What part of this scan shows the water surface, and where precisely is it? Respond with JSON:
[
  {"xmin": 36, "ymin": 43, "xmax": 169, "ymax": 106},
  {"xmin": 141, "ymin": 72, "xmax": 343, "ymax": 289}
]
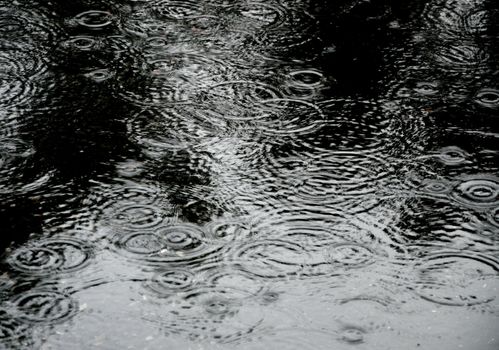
[{"xmin": 1, "ymin": 0, "xmax": 498, "ymax": 349}]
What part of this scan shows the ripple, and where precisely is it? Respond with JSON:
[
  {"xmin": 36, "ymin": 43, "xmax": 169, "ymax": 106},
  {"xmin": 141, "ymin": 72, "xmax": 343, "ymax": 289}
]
[
  {"xmin": 0, "ymin": 310, "xmax": 30, "ymax": 346},
  {"xmin": 435, "ymin": 146, "xmax": 470, "ymax": 165},
  {"xmin": 108, "ymin": 204, "xmax": 166, "ymax": 229},
  {"xmin": 60, "ymin": 36, "xmax": 100, "ymax": 51},
  {"xmin": 288, "ymin": 69, "xmax": 324, "ymax": 88},
  {"xmin": 149, "ymin": 0, "xmax": 204, "ymax": 20},
  {"xmin": 0, "ymin": 46, "xmax": 48, "ymax": 79},
  {"xmin": 339, "ymin": 325, "xmax": 365, "ymax": 344},
  {"xmin": 296, "ymin": 152, "xmax": 392, "ymax": 199},
  {"xmin": 127, "ymin": 107, "xmax": 217, "ymax": 152},
  {"xmin": 146, "ymin": 269, "xmax": 196, "ymax": 296},
  {"xmin": 204, "ymin": 218, "xmax": 253, "ymax": 242},
  {"xmin": 116, "ymin": 232, "xmax": 165, "ymax": 255},
  {"xmin": 327, "ymin": 243, "xmax": 377, "ymax": 268},
  {"xmin": 237, "ymin": 2, "xmax": 286, "ymax": 29},
  {"xmin": 199, "ymin": 80, "xmax": 283, "ymax": 110},
  {"xmin": 74, "ymin": 10, "xmax": 114, "ymax": 30},
  {"xmin": 11, "ymin": 290, "xmax": 78, "ymax": 324},
  {"xmin": 111, "ymin": 223, "xmax": 219, "ymax": 265},
  {"xmin": 434, "ymin": 44, "xmax": 488, "ymax": 70},
  {"xmin": 0, "ymin": 74, "xmax": 34, "ymax": 109},
  {"xmin": 230, "ymin": 239, "xmax": 307, "ymax": 279},
  {"xmin": 7, "ymin": 237, "xmax": 93, "ymax": 275},
  {"xmin": 159, "ymin": 224, "xmax": 207, "ymax": 254},
  {"xmin": 84, "ymin": 68, "xmax": 114, "ymax": 83},
  {"xmin": 474, "ymin": 88, "xmax": 499, "ymax": 109},
  {"xmin": 488, "ymin": 207, "xmax": 499, "ymax": 228},
  {"xmin": 421, "ymin": 178, "xmax": 454, "ymax": 196},
  {"xmin": 452, "ymin": 175, "xmax": 499, "ymax": 208},
  {"xmin": 415, "ymin": 252, "xmax": 499, "ymax": 306},
  {"xmin": 251, "ymin": 99, "xmax": 325, "ymax": 136},
  {"xmin": 0, "ymin": 7, "xmax": 61, "ymax": 44}
]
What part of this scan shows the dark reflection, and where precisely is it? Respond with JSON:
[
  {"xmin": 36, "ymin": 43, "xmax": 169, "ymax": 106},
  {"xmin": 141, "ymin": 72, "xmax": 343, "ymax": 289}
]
[{"xmin": 1, "ymin": 0, "xmax": 499, "ymax": 348}]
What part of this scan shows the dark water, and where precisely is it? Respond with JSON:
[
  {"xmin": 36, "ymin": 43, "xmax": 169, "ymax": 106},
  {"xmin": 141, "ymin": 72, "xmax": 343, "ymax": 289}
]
[{"xmin": 1, "ymin": 0, "xmax": 498, "ymax": 348}]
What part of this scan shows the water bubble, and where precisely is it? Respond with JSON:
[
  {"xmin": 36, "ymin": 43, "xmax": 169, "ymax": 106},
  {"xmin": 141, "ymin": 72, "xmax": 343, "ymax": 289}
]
[
  {"xmin": 12, "ymin": 290, "xmax": 78, "ymax": 324},
  {"xmin": 146, "ymin": 269, "xmax": 195, "ymax": 296},
  {"xmin": 474, "ymin": 89, "xmax": 499, "ymax": 108},
  {"xmin": 74, "ymin": 10, "xmax": 114, "ymax": 30},
  {"xmin": 452, "ymin": 175, "xmax": 499, "ymax": 208},
  {"xmin": 415, "ymin": 252, "xmax": 499, "ymax": 306}
]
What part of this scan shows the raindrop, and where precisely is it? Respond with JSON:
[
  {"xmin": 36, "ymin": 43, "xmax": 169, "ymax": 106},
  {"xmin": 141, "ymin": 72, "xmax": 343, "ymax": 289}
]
[
  {"xmin": 149, "ymin": 0, "xmax": 204, "ymax": 20},
  {"xmin": 436, "ymin": 146, "xmax": 470, "ymax": 165},
  {"xmin": 238, "ymin": 2, "xmax": 286, "ymax": 29}
]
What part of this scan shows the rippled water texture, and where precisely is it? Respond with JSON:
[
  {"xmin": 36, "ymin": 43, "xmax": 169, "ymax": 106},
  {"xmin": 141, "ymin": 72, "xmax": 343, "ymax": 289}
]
[{"xmin": 1, "ymin": 0, "xmax": 498, "ymax": 349}]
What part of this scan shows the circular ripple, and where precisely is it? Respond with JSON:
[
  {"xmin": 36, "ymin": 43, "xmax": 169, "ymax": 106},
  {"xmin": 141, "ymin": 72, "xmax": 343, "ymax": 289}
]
[
  {"xmin": 231, "ymin": 239, "xmax": 307, "ymax": 279},
  {"xmin": 8, "ymin": 238, "xmax": 93, "ymax": 275},
  {"xmin": 436, "ymin": 146, "xmax": 470, "ymax": 165},
  {"xmin": 109, "ymin": 204, "xmax": 165, "ymax": 229},
  {"xmin": 74, "ymin": 10, "xmax": 114, "ymax": 30},
  {"xmin": 0, "ymin": 46, "xmax": 48, "ymax": 79},
  {"xmin": 474, "ymin": 88, "xmax": 499, "ymax": 109},
  {"xmin": 0, "ymin": 74, "xmax": 34, "ymax": 109},
  {"xmin": 159, "ymin": 224, "xmax": 206, "ymax": 253},
  {"xmin": 452, "ymin": 175, "xmax": 499, "ymax": 208},
  {"xmin": 237, "ymin": 2, "xmax": 286, "ymax": 29},
  {"xmin": 421, "ymin": 179, "xmax": 453, "ymax": 196},
  {"xmin": 327, "ymin": 243, "xmax": 376, "ymax": 268},
  {"xmin": 117, "ymin": 232, "xmax": 165, "ymax": 255},
  {"xmin": 146, "ymin": 269, "xmax": 196, "ymax": 296},
  {"xmin": 296, "ymin": 152, "xmax": 392, "ymax": 199},
  {"xmin": 340, "ymin": 326, "xmax": 365, "ymax": 344},
  {"xmin": 0, "ymin": 7, "xmax": 61, "ymax": 44},
  {"xmin": 8, "ymin": 247, "xmax": 63, "ymax": 275},
  {"xmin": 12, "ymin": 290, "xmax": 78, "ymax": 324},
  {"xmin": 199, "ymin": 80, "xmax": 283, "ymax": 110},
  {"xmin": 288, "ymin": 69, "xmax": 324, "ymax": 88},
  {"xmin": 149, "ymin": 0, "xmax": 204, "ymax": 20},
  {"xmin": 60, "ymin": 36, "xmax": 100, "ymax": 51},
  {"xmin": 251, "ymin": 99, "xmax": 325, "ymax": 135},
  {"xmin": 488, "ymin": 207, "xmax": 499, "ymax": 228},
  {"xmin": 0, "ymin": 310, "xmax": 29, "ymax": 345},
  {"xmin": 84, "ymin": 69, "xmax": 114, "ymax": 83},
  {"xmin": 416, "ymin": 252, "xmax": 499, "ymax": 306}
]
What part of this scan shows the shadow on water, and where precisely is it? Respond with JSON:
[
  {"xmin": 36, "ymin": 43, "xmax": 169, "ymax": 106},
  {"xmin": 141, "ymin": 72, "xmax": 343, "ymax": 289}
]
[{"xmin": 1, "ymin": 0, "xmax": 499, "ymax": 349}]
